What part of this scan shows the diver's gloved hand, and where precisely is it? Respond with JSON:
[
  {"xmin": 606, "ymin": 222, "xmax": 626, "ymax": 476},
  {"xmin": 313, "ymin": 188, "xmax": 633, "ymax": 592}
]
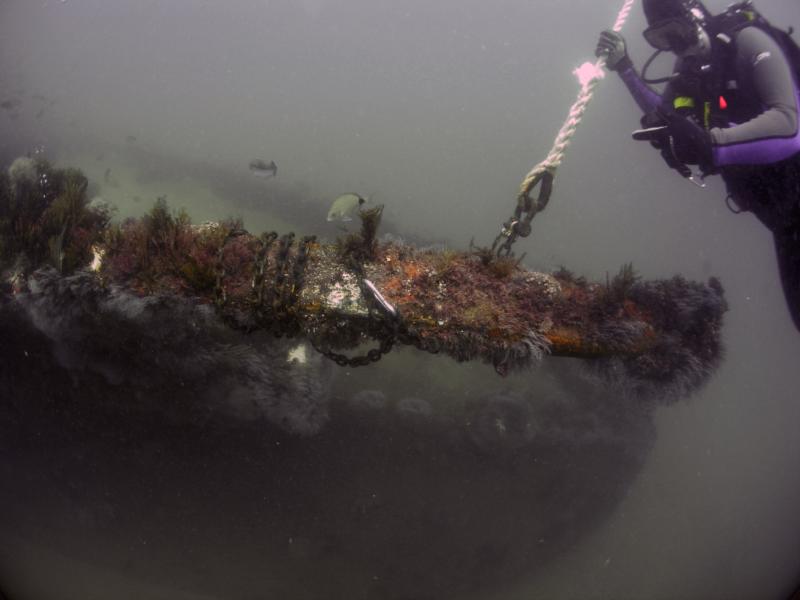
[
  {"xmin": 658, "ymin": 108, "xmax": 714, "ymax": 172},
  {"xmin": 595, "ymin": 30, "xmax": 632, "ymax": 72}
]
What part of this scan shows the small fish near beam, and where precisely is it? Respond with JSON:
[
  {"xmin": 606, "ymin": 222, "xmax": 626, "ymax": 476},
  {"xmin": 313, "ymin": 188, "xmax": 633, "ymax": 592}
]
[{"xmin": 249, "ymin": 159, "xmax": 278, "ymax": 179}]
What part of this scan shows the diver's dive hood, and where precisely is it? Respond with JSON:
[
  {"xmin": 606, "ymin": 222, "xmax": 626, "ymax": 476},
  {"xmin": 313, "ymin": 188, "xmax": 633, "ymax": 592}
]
[
  {"xmin": 642, "ymin": 0, "xmax": 712, "ymax": 27},
  {"xmin": 642, "ymin": 0, "xmax": 714, "ymax": 57},
  {"xmin": 640, "ymin": 0, "xmax": 715, "ymax": 82}
]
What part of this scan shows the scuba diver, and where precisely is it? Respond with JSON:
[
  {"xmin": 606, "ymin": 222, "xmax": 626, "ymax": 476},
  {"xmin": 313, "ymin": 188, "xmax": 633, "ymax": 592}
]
[{"xmin": 595, "ymin": 0, "xmax": 800, "ymax": 330}]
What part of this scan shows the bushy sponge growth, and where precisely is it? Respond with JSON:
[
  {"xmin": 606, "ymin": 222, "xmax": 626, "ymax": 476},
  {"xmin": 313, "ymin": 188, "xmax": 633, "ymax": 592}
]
[{"xmin": 0, "ymin": 158, "xmax": 110, "ymax": 273}]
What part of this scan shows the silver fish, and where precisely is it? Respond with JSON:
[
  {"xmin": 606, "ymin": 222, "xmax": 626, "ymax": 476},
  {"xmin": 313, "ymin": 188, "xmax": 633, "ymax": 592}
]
[
  {"xmin": 249, "ymin": 159, "xmax": 277, "ymax": 178},
  {"xmin": 327, "ymin": 193, "xmax": 366, "ymax": 222}
]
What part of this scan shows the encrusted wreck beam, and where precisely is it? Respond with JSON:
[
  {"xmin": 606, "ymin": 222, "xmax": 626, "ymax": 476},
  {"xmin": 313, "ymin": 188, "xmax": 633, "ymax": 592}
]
[
  {"xmin": 1, "ymin": 157, "xmax": 727, "ymax": 391},
  {"xmin": 90, "ymin": 218, "xmax": 726, "ymax": 373}
]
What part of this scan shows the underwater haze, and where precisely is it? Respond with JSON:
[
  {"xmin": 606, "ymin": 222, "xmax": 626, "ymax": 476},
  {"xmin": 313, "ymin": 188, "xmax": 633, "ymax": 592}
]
[{"xmin": 1, "ymin": 0, "xmax": 800, "ymax": 599}]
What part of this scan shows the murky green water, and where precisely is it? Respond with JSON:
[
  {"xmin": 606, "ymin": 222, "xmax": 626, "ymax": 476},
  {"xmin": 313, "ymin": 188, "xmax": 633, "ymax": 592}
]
[{"xmin": 2, "ymin": 1, "xmax": 800, "ymax": 598}]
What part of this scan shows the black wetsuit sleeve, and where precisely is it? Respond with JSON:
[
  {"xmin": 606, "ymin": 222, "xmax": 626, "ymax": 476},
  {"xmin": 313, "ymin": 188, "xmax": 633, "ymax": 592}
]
[{"xmin": 711, "ymin": 26, "xmax": 800, "ymax": 165}]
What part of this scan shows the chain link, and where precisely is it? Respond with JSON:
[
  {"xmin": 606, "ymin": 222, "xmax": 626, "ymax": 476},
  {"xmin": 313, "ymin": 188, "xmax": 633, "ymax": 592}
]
[
  {"xmin": 214, "ymin": 224, "xmax": 402, "ymax": 368},
  {"xmin": 213, "ymin": 225, "xmax": 248, "ymax": 310},
  {"xmin": 311, "ymin": 267, "xmax": 401, "ymax": 367},
  {"xmin": 311, "ymin": 328, "xmax": 395, "ymax": 367},
  {"xmin": 492, "ymin": 169, "xmax": 554, "ymax": 257},
  {"xmin": 490, "ymin": 0, "xmax": 636, "ymax": 258}
]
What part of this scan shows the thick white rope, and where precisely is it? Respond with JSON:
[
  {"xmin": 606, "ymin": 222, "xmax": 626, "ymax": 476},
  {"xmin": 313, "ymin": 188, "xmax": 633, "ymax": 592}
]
[{"xmin": 518, "ymin": 0, "xmax": 637, "ymax": 199}]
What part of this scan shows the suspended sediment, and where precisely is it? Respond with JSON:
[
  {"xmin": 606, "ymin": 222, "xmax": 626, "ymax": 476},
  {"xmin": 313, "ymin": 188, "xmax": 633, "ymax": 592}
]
[{"xmin": 1, "ymin": 157, "xmax": 727, "ymax": 399}]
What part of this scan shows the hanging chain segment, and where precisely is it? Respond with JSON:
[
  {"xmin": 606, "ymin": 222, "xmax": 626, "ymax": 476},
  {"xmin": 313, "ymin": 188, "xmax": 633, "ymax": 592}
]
[
  {"xmin": 492, "ymin": 169, "xmax": 554, "ymax": 257},
  {"xmin": 493, "ymin": 0, "xmax": 636, "ymax": 257}
]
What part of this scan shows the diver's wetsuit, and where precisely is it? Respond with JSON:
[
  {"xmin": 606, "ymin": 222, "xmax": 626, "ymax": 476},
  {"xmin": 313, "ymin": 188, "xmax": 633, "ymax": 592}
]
[{"xmin": 619, "ymin": 26, "xmax": 800, "ymax": 330}]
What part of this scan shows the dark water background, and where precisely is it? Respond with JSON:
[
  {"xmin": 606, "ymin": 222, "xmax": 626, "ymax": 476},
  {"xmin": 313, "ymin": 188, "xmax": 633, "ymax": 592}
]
[{"xmin": 1, "ymin": 0, "xmax": 799, "ymax": 598}]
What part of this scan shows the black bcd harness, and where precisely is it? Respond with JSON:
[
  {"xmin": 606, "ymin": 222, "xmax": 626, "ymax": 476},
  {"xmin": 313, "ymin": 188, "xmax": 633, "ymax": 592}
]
[
  {"xmin": 645, "ymin": 1, "xmax": 799, "ymax": 123},
  {"xmin": 636, "ymin": 1, "xmax": 800, "ymax": 187}
]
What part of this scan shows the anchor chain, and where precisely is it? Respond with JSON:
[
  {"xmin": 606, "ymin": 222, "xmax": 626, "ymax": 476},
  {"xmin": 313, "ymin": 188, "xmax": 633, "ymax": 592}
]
[
  {"xmin": 254, "ymin": 232, "xmax": 317, "ymax": 337},
  {"xmin": 213, "ymin": 225, "xmax": 249, "ymax": 330},
  {"xmin": 311, "ymin": 323, "xmax": 397, "ymax": 368},
  {"xmin": 492, "ymin": 0, "xmax": 636, "ymax": 257},
  {"xmin": 213, "ymin": 223, "xmax": 399, "ymax": 367},
  {"xmin": 310, "ymin": 254, "xmax": 401, "ymax": 368},
  {"xmin": 492, "ymin": 169, "xmax": 554, "ymax": 257},
  {"xmin": 215, "ymin": 227, "xmax": 317, "ymax": 336}
]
